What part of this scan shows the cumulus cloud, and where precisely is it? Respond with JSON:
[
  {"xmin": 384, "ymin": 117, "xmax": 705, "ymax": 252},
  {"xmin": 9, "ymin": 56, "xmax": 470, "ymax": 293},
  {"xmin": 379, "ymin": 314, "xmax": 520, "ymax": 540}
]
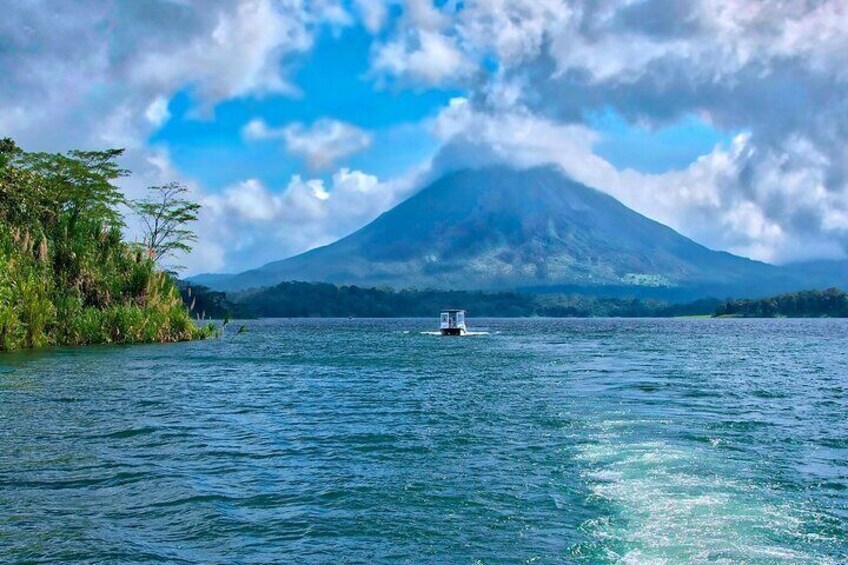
[
  {"xmin": 430, "ymin": 97, "xmax": 848, "ymax": 264},
  {"xmin": 373, "ymin": 30, "xmax": 473, "ymax": 86},
  {"xmin": 130, "ymin": 0, "xmax": 317, "ymax": 108},
  {"xmin": 243, "ymin": 118, "xmax": 372, "ymax": 170},
  {"xmin": 369, "ymin": 0, "xmax": 473, "ymax": 86},
  {"xmin": 355, "ymin": 0, "xmax": 390, "ymax": 33},
  {"xmin": 0, "ymin": 0, "xmax": 350, "ymax": 152},
  {"xmin": 363, "ymin": 0, "xmax": 848, "ymax": 264},
  {"xmin": 189, "ymin": 167, "xmax": 420, "ymax": 273},
  {"xmin": 241, "ymin": 119, "xmax": 278, "ymax": 141},
  {"xmin": 144, "ymin": 97, "xmax": 171, "ymax": 128},
  {"xmin": 282, "ymin": 119, "xmax": 372, "ymax": 170}
]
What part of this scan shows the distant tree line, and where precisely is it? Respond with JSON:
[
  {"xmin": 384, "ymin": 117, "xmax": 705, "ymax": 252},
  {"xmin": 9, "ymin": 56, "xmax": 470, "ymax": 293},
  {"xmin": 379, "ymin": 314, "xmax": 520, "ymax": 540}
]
[
  {"xmin": 182, "ymin": 281, "xmax": 848, "ymax": 320},
  {"xmin": 714, "ymin": 287, "xmax": 848, "ymax": 318},
  {"xmin": 181, "ymin": 281, "xmax": 722, "ymax": 319},
  {"xmin": 177, "ymin": 282, "xmax": 239, "ymax": 320}
]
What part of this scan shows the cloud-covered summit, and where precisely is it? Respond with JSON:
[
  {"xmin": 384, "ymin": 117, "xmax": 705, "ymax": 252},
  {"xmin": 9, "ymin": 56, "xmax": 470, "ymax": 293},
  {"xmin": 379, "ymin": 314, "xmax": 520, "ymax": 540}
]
[
  {"xmin": 1, "ymin": 0, "xmax": 846, "ymax": 272},
  {"xmin": 410, "ymin": 0, "xmax": 848, "ymax": 263}
]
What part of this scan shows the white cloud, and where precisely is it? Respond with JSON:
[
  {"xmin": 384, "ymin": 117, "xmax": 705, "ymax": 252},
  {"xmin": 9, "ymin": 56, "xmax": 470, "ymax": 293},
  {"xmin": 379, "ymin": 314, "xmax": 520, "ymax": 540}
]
[
  {"xmin": 0, "ymin": 1, "xmax": 352, "ymax": 153},
  {"xmin": 188, "ymin": 166, "xmax": 420, "ymax": 274},
  {"xmin": 283, "ymin": 119, "xmax": 373, "ymax": 170},
  {"xmin": 374, "ymin": 30, "xmax": 472, "ymax": 86},
  {"xmin": 454, "ymin": 0, "xmax": 573, "ymax": 65},
  {"xmin": 429, "ymin": 98, "xmax": 848, "ymax": 265},
  {"xmin": 369, "ymin": 0, "xmax": 472, "ymax": 86},
  {"xmin": 130, "ymin": 0, "xmax": 353, "ymax": 110},
  {"xmin": 430, "ymin": 97, "xmax": 603, "ymax": 180},
  {"xmin": 354, "ymin": 0, "xmax": 389, "ymax": 33},
  {"xmin": 243, "ymin": 118, "xmax": 372, "ymax": 169},
  {"xmin": 404, "ymin": 0, "xmax": 447, "ymax": 30},
  {"xmin": 222, "ymin": 179, "xmax": 284, "ymax": 222},
  {"xmin": 144, "ymin": 96, "xmax": 171, "ymax": 128},
  {"xmin": 241, "ymin": 118, "xmax": 280, "ymax": 141}
]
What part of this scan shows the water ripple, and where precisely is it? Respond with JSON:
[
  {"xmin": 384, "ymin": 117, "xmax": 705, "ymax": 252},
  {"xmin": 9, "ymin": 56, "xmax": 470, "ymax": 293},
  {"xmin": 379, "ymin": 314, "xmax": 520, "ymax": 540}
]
[{"xmin": 0, "ymin": 318, "xmax": 846, "ymax": 563}]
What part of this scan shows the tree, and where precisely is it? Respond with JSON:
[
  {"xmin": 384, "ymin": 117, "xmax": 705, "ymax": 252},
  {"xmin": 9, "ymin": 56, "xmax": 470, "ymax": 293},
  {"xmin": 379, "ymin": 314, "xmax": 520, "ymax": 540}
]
[
  {"xmin": 133, "ymin": 182, "xmax": 200, "ymax": 271},
  {"xmin": 0, "ymin": 138, "xmax": 45, "ymax": 227},
  {"xmin": 19, "ymin": 148, "xmax": 128, "ymax": 230},
  {"xmin": 0, "ymin": 137, "xmax": 19, "ymax": 168}
]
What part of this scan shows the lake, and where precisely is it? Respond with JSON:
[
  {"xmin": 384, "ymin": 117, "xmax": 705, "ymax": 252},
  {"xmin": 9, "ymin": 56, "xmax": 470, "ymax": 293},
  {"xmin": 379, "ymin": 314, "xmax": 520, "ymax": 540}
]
[{"xmin": 1, "ymin": 318, "xmax": 846, "ymax": 563}]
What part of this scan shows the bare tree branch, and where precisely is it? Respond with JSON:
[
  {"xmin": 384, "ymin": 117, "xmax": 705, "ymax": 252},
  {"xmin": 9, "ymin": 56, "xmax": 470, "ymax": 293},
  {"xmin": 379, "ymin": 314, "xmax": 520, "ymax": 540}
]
[{"xmin": 132, "ymin": 182, "xmax": 200, "ymax": 272}]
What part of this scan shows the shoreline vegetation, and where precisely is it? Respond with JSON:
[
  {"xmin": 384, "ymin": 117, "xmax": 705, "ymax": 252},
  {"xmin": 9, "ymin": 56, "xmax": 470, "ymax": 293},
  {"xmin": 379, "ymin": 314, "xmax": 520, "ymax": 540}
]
[
  {"xmin": 185, "ymin": 280, "xmax": 848, "ymax": 320},
  {"xmin": 0, "ymin": 138, "xmax": 214, "ymax": 352},
  {"xmin": 713, "ymin": 287, "xmax": 848, "ymax": 318}
]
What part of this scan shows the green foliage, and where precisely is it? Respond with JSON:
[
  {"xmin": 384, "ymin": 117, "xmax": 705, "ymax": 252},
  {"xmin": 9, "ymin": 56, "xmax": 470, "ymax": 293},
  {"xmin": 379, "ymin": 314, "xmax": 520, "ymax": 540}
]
[
  {"xmin": 229, "ymin": 281, "xmax": 721, "ymax": 318},
  {"xmin": 14, "ymin": 146, "xmax": 128, "ymax": 230},
  {"xmin": 177, "ymin": 283, "xmax": 246, "ymax": 320},
  {"xmin": 0, "ymin": 137, "xmax": 207, "ymax": 352},
  {"xmin": 714, "ymin": 288, "xmax": 848, "ymax": 318},
  {"xmin": 133, "ymin": 182, "xmax": 200, "ymax": 271}
]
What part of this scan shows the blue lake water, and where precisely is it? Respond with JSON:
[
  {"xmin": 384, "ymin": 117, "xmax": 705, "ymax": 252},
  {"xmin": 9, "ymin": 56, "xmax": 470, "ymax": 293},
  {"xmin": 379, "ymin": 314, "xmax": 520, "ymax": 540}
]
[{"xmin": 1, "ymin": 318, "xmax": 846, "ymax": 563}]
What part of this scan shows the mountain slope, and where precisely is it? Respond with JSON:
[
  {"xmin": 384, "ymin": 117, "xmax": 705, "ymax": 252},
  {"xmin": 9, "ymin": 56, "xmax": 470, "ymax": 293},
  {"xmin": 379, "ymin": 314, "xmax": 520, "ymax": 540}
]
[{"xmin": 193, "ymin": 166, "xmax": 814, "ymax": 296}]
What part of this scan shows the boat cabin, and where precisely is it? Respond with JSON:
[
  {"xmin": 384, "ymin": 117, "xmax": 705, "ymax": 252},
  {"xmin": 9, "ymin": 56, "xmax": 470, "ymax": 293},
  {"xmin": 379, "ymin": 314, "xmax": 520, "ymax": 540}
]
[{"xmin": 440, "ymin": 309, "xmax": 467, "ymax": 336}]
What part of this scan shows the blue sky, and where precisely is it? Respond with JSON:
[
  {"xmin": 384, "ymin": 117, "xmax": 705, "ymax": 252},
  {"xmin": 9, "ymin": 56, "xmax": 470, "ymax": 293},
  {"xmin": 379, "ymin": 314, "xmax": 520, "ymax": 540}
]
[
  {"xmin": 151, "ymin": 24, "xmax": 458, "ymax": 190},
  {"xmin": 149, "ymin": 22, "xmax": 731, "ymax": 192},
  {"xmin": 587, "ymin": 111, "xmax": 733, "ymax": 174},
  {"xmin": 2, "ymin": 1, "xmax": 845, "ymax": 273}
]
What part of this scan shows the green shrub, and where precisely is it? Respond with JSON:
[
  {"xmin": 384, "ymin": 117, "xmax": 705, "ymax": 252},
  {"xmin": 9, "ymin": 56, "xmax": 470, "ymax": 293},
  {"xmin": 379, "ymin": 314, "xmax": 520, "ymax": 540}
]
[{"xmin": 0, "ymin": 138, "xmax": 207, "ymax": 352}]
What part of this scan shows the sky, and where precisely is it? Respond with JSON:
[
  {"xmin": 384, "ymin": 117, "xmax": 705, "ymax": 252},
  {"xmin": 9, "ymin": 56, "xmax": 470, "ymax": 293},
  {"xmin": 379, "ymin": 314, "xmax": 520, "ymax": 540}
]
[{"xmin": 1, "ymin": 0, "xmax": 847, "ymax": 274}]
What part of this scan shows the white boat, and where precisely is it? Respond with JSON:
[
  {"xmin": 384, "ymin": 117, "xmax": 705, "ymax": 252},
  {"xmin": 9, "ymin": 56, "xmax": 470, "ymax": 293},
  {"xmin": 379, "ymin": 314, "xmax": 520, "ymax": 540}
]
[{"xmin": 440, "ymin": 309, "xmax": 467, "ymax": 336}]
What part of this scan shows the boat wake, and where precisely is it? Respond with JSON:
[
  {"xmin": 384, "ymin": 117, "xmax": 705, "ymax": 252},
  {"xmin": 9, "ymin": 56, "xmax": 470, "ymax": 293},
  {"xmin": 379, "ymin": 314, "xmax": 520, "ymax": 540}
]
[
  {"xmin": 572, "ymin": 419, "xmax": 839, "ymax": 564},
  {"xmin": 418, "ymin": 331, "xmax": 490, "ymax": 336}
]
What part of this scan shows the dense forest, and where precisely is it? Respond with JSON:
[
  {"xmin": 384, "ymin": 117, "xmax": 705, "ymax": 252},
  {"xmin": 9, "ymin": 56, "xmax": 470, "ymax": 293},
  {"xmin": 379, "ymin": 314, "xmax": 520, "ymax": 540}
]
[
  {"xmin": 0, "ymin": 138, "xmax": 212, "ymax": 351},
  {"xmin": 714, "ymin": 287, "xmax": 848, "ymax": 317},
  {"xmin": 185, "ymin": 281, "xmax": 721, "ymax": 318},
  {"xmin": 185, "ymin": 280, "xmax": 848, "ymax": 319}
]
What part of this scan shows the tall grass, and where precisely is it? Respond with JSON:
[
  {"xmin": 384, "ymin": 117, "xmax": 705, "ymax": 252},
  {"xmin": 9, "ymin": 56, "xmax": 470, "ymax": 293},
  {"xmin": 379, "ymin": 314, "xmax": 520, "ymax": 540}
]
[
  {"xmin": 0, "ymin": 223, "xmax": 212, "ymax": 351},
  {"xmin": 0, "ymin": 139, "xmax": 212, "ymax": 352}
]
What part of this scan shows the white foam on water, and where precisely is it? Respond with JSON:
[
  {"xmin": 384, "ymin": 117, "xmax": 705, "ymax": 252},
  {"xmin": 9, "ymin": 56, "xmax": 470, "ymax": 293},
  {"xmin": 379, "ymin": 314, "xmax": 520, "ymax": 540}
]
[
  {"xmin": 418, "ymin": 331, "xmax": 490, "ymax": 336},
  {"xmin": 574, "ymin": 424, "xmax": 836, "ymax": 564}
]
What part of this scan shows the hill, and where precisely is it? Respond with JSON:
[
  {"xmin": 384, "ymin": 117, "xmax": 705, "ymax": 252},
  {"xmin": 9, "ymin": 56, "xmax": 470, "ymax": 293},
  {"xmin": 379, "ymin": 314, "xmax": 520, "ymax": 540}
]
[{"xmin": 194, "ymin": 166, "xmax": 822, "ymax": 298}]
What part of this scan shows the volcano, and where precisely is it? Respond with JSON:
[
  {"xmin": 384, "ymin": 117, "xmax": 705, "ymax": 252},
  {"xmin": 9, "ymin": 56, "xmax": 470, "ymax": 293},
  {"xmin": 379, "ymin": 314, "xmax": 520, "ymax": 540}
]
[{"xmin": 194, "ymin": 166, "xmax": 820, "ymax": 298}]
